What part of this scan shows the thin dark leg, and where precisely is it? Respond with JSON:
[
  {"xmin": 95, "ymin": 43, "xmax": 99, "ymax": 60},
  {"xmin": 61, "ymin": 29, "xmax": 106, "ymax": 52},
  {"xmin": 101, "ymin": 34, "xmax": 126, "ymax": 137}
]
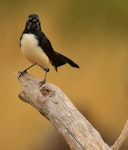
[
  {"xmin": 18, "ymin": 63, "xmax": 36, "ymax": 78},
  {"xmin": 39, "ymin": 68, "xmax": 49, "ymax": 86},
  {"xmin": 24, "ymin": 63, "xmax": 36, "ymax": 72}
]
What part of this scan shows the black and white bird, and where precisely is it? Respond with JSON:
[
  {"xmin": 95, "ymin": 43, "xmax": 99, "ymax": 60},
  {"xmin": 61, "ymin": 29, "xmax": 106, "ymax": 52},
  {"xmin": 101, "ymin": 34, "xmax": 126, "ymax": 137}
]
[{"xmin": 20, "ymin": 14, "xmax": 79, "ymax": 84}]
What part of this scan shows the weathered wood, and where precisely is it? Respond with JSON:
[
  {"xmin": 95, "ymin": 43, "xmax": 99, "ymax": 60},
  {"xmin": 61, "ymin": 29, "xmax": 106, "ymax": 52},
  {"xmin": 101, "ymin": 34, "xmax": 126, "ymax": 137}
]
[
  {"xmin": 111, "ymin": 119, "xmax": 128, "ymax": 150},
  {"xmin": 18, "ymin": 73, "xmax": 112, "ymax": 150}
]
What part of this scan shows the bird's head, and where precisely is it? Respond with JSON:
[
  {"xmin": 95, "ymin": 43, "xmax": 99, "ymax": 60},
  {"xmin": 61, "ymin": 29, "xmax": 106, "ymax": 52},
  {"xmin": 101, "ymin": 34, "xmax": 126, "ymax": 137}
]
[{"xmin": 26, "ymin": 14, "xmax": 41, "ymax": 31}]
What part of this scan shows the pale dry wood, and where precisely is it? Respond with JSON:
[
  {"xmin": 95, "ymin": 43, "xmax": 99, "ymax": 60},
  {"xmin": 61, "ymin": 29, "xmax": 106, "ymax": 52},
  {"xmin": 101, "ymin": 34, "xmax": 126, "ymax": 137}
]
[
  {"xmin": 111, "ymin": 119, "xmax": 128, "ymax": 150},
  {"xmin": 18, "ymin": 73, "xmax": 112, "ymax": 150}
]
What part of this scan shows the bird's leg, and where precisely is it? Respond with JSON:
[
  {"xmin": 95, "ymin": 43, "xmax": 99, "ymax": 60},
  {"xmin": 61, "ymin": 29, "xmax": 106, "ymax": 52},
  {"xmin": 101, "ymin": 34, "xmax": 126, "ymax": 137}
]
[
  {"xmin": 44, "ymin": 68, "xmax": 49, "ymax": 82},
  {"xmin": 39, "ymin": 68, "xmax": 49, "ymax": 86},
  {"xmin": 18, "ymin": 63, "xmax": 36, "ymax": 78}
]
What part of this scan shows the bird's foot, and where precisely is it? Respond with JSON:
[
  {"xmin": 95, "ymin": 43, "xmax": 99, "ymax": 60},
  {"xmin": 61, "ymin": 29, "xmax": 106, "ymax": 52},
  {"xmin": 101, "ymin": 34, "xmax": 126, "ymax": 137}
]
[
  {"xmin": 39, "ymin": 80, "xmax": 46, "ymax": 87},
  {"xmin": 39, "ymin": 67, "xmax": 49, "ymax": 87},
  {"xmin": 18, "ymin": 70, "xmax": 27, "ymax": 78}
]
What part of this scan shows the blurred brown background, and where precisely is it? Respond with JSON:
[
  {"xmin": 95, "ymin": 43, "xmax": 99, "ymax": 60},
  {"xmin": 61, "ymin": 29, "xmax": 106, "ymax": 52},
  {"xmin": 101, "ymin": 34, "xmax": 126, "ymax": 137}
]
[{"xmin": 1, "ymin": 0, "xmax": 128, "ymax": 150}]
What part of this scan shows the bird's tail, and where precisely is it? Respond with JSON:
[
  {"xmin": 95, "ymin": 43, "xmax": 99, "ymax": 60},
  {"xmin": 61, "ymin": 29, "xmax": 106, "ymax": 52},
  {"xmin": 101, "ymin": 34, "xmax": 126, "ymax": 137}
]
[{"xmin": 51, "ymin": 52, "xmax": 79, "ymax": 71}]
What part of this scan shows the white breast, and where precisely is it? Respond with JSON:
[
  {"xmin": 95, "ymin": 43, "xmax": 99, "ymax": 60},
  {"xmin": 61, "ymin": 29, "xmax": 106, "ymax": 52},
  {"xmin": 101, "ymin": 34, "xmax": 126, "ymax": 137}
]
[{"xmin": 20, "ymin": 33, "xmax": 49, "ymax": 69}]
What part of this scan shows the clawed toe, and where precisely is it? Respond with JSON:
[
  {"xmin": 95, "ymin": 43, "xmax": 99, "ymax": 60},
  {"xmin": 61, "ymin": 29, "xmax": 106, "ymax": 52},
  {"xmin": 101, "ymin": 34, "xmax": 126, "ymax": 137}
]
[
  {"xmin": 18, "ymin": 70, "xmax": 27, "ymax": 78},
  {"xmin": 39, "ymin": 80, "xmax": 46, "ymax": 87}
]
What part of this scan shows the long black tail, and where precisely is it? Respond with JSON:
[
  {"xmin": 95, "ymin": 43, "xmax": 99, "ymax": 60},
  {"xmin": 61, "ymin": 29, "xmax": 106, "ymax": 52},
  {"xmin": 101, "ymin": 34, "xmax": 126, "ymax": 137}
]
[{"xmin": 51, "ymin": 52, "xmax": 79, "ymax": 71}]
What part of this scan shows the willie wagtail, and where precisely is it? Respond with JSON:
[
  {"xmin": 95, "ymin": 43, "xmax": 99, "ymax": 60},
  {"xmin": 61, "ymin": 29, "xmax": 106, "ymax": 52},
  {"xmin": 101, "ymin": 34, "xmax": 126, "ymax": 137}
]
[{"xmin": 20, "ymin": 14, "xmax": 79, "ymax": 84}]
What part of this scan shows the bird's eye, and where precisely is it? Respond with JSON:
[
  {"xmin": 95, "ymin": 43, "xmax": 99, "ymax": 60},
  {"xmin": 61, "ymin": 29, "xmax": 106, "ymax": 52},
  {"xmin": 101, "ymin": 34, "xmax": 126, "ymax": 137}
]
[{"xmin": 29, "ymin": 17, "xmax": 32, "ymax": 21}]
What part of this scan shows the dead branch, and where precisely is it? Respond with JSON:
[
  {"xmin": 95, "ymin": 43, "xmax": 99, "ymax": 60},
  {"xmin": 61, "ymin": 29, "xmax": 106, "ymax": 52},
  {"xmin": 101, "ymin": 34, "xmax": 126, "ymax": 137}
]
[
  {"xmin": 17, "ymin": 73, "xmax": 127, "ymax": 150},
  {"xmin": 111, "ymin": 119, "xmax": 128, "ymax": 150}
]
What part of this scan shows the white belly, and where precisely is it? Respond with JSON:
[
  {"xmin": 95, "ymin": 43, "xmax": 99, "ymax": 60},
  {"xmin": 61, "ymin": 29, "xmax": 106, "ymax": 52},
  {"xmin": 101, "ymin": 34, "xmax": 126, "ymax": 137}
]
[{"xmin": 20, "ymin": 33, "xmax": 49, "ymax": 69}]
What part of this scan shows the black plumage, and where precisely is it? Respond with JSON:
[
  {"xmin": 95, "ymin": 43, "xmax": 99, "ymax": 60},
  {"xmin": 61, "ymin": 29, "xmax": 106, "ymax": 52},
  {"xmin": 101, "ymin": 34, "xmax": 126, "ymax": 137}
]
[{"xmin": 20, "ymin": 14, "xmax": 79, "ymax": 83}]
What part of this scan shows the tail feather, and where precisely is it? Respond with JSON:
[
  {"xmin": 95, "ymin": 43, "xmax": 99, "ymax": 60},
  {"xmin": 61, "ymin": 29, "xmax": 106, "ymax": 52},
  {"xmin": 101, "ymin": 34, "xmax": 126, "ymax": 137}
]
[{"xmin": 51, "ymin": 52, "xmax": 79, "ymax": 71}]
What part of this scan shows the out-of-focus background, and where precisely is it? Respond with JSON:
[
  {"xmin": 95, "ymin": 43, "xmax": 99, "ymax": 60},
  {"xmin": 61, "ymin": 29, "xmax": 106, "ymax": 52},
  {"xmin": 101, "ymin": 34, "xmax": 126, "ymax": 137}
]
[{"xmin": 1, "ymin": 1, "xmax": 128, "ymax": 149}]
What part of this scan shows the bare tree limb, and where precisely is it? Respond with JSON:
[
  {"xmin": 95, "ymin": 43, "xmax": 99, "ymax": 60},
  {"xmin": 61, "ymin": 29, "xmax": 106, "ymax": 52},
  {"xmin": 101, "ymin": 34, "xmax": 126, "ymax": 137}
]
[
  {"xmin": 17, "ymin": 72, "xmax": 126, "ymax": 150},
  {"xmin": 111, "ymin": 119, "xmax": 128, "ymax": 150}
]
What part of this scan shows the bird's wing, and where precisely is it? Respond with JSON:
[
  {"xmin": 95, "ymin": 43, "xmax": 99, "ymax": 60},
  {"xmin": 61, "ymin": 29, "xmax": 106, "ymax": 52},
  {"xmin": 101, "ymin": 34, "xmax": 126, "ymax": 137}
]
[
  {"xmin": 39, "ymin": 33, "xmax": 55, "ymax": 55},
  {"xmin": 39, "ymin": 33, "xmax": 66, "ymax": 71},
  {"xmin": 39, "ymin": 32, "xmax": 79, "ymax": 71}
]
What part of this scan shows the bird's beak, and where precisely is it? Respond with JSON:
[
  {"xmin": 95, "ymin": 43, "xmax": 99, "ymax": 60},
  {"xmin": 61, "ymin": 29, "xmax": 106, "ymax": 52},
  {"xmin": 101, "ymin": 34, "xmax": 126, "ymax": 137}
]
[{"xmin": 31, "ymin": 20, "xmax": 38, "ymax": 29}]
